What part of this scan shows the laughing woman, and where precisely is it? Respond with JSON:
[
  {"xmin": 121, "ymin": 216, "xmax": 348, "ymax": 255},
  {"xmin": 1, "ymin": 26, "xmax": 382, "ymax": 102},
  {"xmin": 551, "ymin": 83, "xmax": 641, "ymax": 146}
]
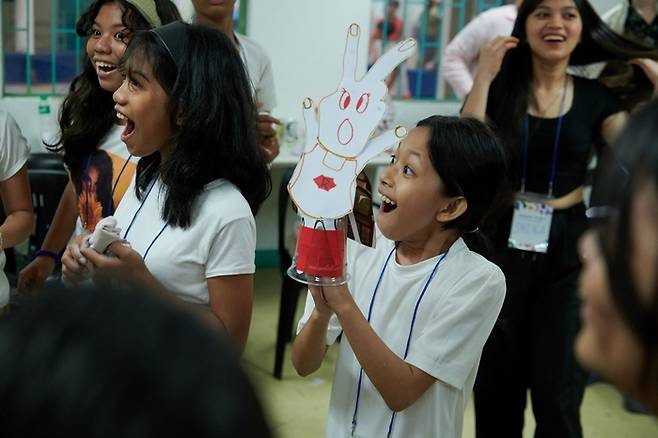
[
  {"xmin": 17, "ymin": 0, "xmax": 180, "ymax": 292},
  {"xmin": 62, "ymin": 22, "xmax": 271, "ymax": 353},
  {"xmin": 461, "ymin": 0, "xmax": 657, "ymax": 436}
]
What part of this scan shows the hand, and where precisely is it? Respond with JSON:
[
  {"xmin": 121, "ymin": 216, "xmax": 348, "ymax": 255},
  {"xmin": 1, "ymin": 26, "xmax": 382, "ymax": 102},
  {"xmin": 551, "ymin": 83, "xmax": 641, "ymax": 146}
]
[
  {"xmin": 61, "ymin": 242, "xmax": 92, "ymax": 284},
  {"xmin": 17, "ymin": 256, "xmax": 56, "ymax": 291},
  {"xmin": 256, "ymin": 102, "xmax": 282, "ymax": 163},
  {"xmin": 310, "ymin": 283, "xmax": 355, "ymax": 316},
  {"xmin": 81, "ymin": 241, "xmax": 149, "ymax": 284},
  {"xmin": 261, "ymin": 133, "xmax": 280, "ymax": 163},
  {"xmin": 629, "ymin": 58, "xmax": 658, "ymax": 96},
  {"xmin": 475, "ymin": 36, "xmax": 519, "ymax": 84},
  {"xmin": 308, "ymin": 284, "xmax": 335, "ymax": 318}
]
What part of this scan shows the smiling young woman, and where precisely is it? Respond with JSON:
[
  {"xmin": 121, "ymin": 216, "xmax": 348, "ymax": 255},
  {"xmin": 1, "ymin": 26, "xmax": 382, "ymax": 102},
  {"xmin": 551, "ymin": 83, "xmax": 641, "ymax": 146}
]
[
  {"xmin": 461, "ymin": 0, "xmax": 658, "ymax": 436},
  {"xmin": 17, "ymin": 0, "xmax": 180, "ymax": 293},
  {"xmin": 62, "ymin": 22, "xmax": 271, "ymax": 354}
]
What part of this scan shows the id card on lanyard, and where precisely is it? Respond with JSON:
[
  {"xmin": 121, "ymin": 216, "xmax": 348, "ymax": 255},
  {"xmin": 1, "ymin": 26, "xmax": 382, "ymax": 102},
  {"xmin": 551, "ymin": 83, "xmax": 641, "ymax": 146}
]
[
  {"xmin": 509, "ymin": 192, "xmax": 554, "ymax": 253},
  {"xmin": 508, "ymin": 78, "xmax": 567, "ymax": 254}
]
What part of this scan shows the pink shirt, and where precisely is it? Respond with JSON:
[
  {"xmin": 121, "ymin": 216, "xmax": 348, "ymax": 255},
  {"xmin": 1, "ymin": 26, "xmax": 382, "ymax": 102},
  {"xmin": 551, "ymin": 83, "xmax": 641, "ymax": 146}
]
[{"xmin": 441, "ymin": 5, "xmax": 517, "ymax": 99}]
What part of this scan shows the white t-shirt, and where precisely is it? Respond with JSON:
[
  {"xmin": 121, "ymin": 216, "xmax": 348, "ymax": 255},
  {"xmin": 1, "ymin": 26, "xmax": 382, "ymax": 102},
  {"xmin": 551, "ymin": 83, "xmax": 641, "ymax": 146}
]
[
  {"xmin": 235, "ymin": 32, "xmax": 277, "ymax": 112},
  {"xmin": 297, "ymin": 233, "xmax": 506, "ymax": 438},
  {"xmin": 0, "ymin": 111, "xmax": 30, "ymax": 307},
  {"xmin": 113, "ymin": 177, "xmax": 256, "ymax": 305}
]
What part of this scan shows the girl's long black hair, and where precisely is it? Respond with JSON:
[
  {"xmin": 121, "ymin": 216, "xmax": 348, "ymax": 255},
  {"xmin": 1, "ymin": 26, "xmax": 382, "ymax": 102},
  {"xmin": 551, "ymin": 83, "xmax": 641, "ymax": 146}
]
[
  {"xmin": 49, "ymin": 0, "xmax": 180, "ymax": 186},
  {"xmin": 121, "ymin": 24, "xmax": 271, "ymax": 228},
  {"xmin": 417, "ymin": 116, "xmax": 507, "ymax": 260},
  {"xmin": 487, "ymin": 0, "xmax": 658, "ymax": 151}
]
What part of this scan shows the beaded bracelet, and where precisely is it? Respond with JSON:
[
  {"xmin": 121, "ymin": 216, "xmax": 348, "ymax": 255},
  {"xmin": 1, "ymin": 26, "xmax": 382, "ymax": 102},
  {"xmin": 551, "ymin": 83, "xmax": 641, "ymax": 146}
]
[{"xmin": 35, "ymin": 249, "xmax": 60, "ymax": 264}]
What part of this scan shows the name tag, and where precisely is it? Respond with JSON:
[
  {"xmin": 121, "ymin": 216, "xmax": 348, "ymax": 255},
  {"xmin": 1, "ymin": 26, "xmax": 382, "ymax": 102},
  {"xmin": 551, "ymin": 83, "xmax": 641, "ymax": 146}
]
[{"xmin": 508, "ymin": 198, "xmax": 553, "ymax": 253}]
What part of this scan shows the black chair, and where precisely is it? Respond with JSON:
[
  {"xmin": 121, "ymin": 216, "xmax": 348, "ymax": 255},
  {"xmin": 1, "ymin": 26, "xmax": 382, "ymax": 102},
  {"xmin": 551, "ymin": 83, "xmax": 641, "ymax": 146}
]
[
  {"xmin": 26, "ymin": 154, "xmax": 69, "ymax": 258},
  {"xmin": 273, "ymin": 167, "xmax": 306, "ymax": 379},
  {"xmin": 27, "ymin": 153, "xmax": 68, "ymax": 172}
]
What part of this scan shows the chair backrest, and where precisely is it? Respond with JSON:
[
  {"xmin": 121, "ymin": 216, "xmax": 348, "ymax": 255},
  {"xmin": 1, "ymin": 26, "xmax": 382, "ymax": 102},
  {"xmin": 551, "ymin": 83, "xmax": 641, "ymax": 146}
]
[
  {"xmin": 26, "ymin": 155, "xmax": 69, "ymax": 254},
  {"xmin": 27, "ymin": 153, "xmax": 67, "ymax": 172}
]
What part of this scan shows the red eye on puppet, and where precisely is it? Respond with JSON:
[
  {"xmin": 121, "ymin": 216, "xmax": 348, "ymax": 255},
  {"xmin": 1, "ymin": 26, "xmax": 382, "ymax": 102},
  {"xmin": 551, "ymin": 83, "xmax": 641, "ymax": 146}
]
[
  {"xmin": 339, "ymin": 89, "xmax": 351, "ymax": 110},
  {"xmin": 356, "ymin": 93, "xmax": 370, "ymax": 113}
]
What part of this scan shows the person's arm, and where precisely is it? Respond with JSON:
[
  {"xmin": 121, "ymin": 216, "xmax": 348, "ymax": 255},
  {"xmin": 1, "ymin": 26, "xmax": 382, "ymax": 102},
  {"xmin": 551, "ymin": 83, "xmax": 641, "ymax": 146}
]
[
  {"xmin": 256, "ymin": 107, "xmax": 281, "ymax": 163},
  {"xmin": 321, "ymin": 283, "xmax": 436, "ymax": 412},
  {"xmin": 207, "ymin": 274, "xmax": 253, "ymax": 353},
  {"xmin": 601, "ymin": 111, "xmax": 628, "ymax": 146},
  {"xmin": 18, "ymin": 181, "xmax": 78, "ymax": 290},
  {"xmin": 442, "ymin": 42, "xmax": 475, "ymax": 100},
  {"xmin": 291, "ymin": 288, "xmax": 334, "ymax": 376},
  {"xmin": 369, "ymin": 24, "xmax": 381, "ymax": 63},
  {"xmin": 442, "ymin": 14, "xmax": 493, "ymax": 100},
  {"xmin": 0, "ymin": 164, "xmax": 33, "ymax": 249},
  {"xmin": 629, "ymin": 58, "xmax": 658, "ymax": 98},
  {"xmin": 0, "ymin": 113, "xmax": 33, "ymax": 251},
  {"xmin": 62, "ymin": 239, "xmax": 144, "ymax": 285},
  {"xmin": 77, "ymin": 243, "xmax": 253, "ymax": 351},
  {"xmin": 461, "ymin": 36, "xmax": 519, "ymax": 120}
]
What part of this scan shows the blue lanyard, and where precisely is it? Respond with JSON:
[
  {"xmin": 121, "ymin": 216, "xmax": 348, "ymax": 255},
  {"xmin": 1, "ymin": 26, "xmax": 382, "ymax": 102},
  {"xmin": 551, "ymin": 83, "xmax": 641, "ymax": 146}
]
[
  {"xmin": 122, "ymin": 177, "xmax": 168, "ymax": 261},
  {"xmin": 110, "ymin": 153, "xmax": 133, "ymax": 203},
  {"xmin": 521, "ymin": 76, "xmax": 568, "ymax": 198},
  {"xmin": 350, "ymin": 244, "xmax": 450, "ymax": 437}
]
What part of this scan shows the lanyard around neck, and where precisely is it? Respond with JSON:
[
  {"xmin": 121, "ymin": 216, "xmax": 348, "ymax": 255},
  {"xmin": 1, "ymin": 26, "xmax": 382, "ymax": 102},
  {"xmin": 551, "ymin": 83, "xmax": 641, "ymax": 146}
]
[
  {"xmin": 122, "ymin": 177, "xmax": 168, "ymax": 261},
  {"xmin": 521, "ymin": 76, "xmax": 569, "ymax": 198},
  {"xmin": 350, "ymin": 244, "xmax": 450, "ymax": 437}
]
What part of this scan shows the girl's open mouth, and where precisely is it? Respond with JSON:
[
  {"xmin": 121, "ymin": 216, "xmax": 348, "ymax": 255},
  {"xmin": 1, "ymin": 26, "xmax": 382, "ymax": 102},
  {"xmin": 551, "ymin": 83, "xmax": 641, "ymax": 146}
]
[
  {"xmin": 380, "ymin": 193, "xmax": 397, "ymax": 213},
  {"xmin": 96, "ymin": 61, "xmax": 118, "ymax": 78},
  {"xmin": 116, "ymin": 111, "xmax": 135, "ymax": 141}
]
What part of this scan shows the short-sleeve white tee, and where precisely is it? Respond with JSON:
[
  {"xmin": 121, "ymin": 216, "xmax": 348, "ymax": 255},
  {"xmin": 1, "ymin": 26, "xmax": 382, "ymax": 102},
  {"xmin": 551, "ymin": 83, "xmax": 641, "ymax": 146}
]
[
  {"xmin": 236, "ymin": 32, "xmax": 277, "ymax": 112},
  {"xmin": 0, "ymin": 111, "xmax": 30, "ymax": 307},
  {"xmin": 113, "ymin": 177, "xmax": 256, "ymax": 305},
  {"xmin": 297, "ymin": 232, "xmax": 506, "ymax": 438}
]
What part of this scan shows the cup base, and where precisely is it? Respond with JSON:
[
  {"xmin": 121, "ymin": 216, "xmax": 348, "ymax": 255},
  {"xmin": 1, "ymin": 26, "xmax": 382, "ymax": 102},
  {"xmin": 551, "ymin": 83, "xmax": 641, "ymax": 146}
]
[{"xmin": 286, "ymin": 265, "xmax": 348, "ymax": 286}]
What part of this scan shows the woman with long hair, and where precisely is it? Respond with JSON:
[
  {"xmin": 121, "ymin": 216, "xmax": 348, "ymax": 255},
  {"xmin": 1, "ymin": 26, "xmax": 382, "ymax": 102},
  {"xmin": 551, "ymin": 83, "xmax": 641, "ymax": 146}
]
[
  {"xmin": 62, "ymin": 22, "xmax": 271, "ymax": 353},
  {"xmin": 17, "ymin": 0, "xmax": 180, "ymax": 292},
  {"xmin": 462, "ymin": 0, "xmax": 657, "ymax": 436}
]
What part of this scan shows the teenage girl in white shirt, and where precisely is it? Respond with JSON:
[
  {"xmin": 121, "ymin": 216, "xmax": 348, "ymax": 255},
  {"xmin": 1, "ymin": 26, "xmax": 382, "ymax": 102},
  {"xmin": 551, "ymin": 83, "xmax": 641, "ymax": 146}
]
[
  {"xmin": 61, "ymin": 22, "xmax": 271, "ymax": 353},
  {"xmin": 17, "ymin": 0, "xmax": 180, "ymax": 292}
]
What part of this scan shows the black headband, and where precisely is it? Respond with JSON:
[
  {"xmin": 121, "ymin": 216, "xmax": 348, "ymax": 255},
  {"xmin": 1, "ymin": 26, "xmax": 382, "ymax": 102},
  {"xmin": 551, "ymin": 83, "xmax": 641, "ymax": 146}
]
[{"xmin": 150, "ymin": 21, "xmax": 188, "ymax": 70}]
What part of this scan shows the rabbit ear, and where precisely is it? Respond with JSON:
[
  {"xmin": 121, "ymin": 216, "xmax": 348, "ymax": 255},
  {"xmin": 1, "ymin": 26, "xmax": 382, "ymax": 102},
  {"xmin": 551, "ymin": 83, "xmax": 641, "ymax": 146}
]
[
  {"xmin": 363, "ymin": 38, "xmax": 416, "ymax": 83},
  {"xmin": 341, "ymin": 23, "xmax": 360, "ymax": 83}
]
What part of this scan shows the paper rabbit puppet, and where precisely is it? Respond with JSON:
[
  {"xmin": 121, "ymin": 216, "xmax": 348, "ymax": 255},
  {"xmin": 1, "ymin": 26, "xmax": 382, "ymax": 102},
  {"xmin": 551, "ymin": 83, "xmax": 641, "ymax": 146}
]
[{"xmin": 288, "ymin": 23, "xmax": 416, "ymax": 220}]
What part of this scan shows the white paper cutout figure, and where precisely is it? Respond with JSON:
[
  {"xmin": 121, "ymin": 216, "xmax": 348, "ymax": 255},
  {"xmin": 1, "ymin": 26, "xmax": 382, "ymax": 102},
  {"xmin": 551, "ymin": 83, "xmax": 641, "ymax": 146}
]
[{"xmin": 288, "ymin": 23, "xmax": 416, "ymax": 220}]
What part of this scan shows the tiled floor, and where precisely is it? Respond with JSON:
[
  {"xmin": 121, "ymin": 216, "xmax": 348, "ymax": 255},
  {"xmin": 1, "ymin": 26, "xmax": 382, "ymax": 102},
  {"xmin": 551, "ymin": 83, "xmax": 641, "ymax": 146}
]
[{"xmin": 244, "ymin": 268, "xmax": 658, "ymax": 438}]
